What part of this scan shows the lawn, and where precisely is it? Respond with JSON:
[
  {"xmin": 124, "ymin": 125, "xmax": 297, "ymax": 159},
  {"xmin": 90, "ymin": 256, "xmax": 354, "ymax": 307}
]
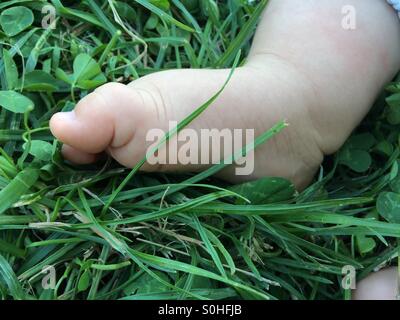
[{"xmin": 0, "ymin": 0, "xmax": 399, "ymax": 300}]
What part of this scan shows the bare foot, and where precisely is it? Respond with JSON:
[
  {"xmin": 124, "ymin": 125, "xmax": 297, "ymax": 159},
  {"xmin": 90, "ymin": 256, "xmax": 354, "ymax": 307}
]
[{"xmin": 50, "ymin": 0, "xmax": 400, "ymax": 190}]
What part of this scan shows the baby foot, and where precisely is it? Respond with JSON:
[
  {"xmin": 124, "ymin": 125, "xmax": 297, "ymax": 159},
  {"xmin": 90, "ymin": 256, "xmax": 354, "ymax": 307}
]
[
  {"xmin": 50, "ymin": 0, "xmax": 400, "ymax": 190},
  {"xmin": 50, "ymin": 62, "xmax": 322, "ymax": 189}
]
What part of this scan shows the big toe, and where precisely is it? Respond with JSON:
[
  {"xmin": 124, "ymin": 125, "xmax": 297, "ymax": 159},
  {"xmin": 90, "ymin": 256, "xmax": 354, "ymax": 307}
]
[
  {"xmin": 50, "ymin": 82, "xmax": 161, "ymax": 167},
  {"xmin": 50, "ymin": 88, "xmax": 116, "ymax": 154}
]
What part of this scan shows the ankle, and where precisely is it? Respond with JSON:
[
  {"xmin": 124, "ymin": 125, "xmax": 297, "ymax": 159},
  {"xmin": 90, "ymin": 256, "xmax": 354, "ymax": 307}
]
[{"xmin": 245, "ymin": 53, "xmax": 326, "ymax": 153}]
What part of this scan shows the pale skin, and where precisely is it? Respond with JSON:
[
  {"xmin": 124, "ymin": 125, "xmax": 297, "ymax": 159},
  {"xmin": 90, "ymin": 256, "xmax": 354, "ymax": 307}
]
[
  {"xmin": 50, "ymin": 0, "xmax": 400, "ymax": 299},
  {"xmin": 352, "ymin": 267, "xmax": 399, "ymax": 300}
]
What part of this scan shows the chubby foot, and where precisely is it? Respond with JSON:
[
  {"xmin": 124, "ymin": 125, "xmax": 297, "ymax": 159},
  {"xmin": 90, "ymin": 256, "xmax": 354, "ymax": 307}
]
[
  {"xmin": 50, "ymin": 61, "xmax": 323, "ymax": 189},
  {"xmin": 50, "ymin": 0, "xmax": 400, "ymax": 190}
]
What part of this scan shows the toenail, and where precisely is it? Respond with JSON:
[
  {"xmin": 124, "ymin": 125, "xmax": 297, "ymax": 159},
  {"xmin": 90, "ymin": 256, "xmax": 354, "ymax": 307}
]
[{"xmin": 58, "ymin": 110, "xmax": 77, "ymax": 121}]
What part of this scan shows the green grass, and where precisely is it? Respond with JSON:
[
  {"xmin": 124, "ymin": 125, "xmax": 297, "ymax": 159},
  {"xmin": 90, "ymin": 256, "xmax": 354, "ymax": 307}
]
[{"xmin": 0, "ymin": 0, "xmax": 399, "ymax": 300}]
